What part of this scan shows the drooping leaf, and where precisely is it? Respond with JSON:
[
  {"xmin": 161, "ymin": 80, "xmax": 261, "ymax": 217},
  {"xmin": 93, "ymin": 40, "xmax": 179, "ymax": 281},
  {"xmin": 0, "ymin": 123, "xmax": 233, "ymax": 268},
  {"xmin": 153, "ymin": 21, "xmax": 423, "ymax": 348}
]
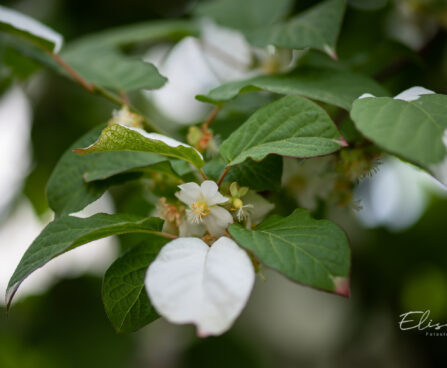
[
  {"xmin": 62, "ymin": 47, "xmax": 166, "ymax": 92},
  {"xmin": 219, "ymin": 96, "xmax": 345, "ymax": 167},
  {"xmin": 0, "ymin": 5, "xmax": 63, "ymax": 52},
  {"xmin": 74, "ymin": 124, "xmax": 204, "ymax": 168},
  {"xmin": 193, "ymin": 0, "xmax": 292, "ymax": 30},
  {"xmin": 245, "ymin": 0, "xmax": 346, "ymax": 58},
  {"xmin": 203, "ymin": 155, "xmax": 283, "ymax": 191},
  {"xmin": 350, "ymin": 94, "xmax": 447, "ymax": 185},
  {"xmin": 47, "ymin": 125, "xmax": 166, "ymax": 217},
  {"xmin": 197, "ymin": 67, "xmax": 388, "ymax": 110},
  {"xmin": 103, "ymin": 236, "xmax": 169, "ymax": 333},
  {"xmin": 229, "ymin": 209, "xmax": 351, "ymax": 293},
  {"xmin": 6, "ymin": 213, "xmax": 165, "ymax": 308}
]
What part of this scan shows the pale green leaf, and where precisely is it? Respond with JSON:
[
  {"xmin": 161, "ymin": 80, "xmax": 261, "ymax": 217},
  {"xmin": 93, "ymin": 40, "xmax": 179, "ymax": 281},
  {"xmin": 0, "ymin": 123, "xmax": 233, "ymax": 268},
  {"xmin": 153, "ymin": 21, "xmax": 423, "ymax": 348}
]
[
  {"xmin": 47, "ymin": 125, "xmax": 166, "ymax": 217},
  {"xmin": 0, "ymin": 5, "xmax": 63, "ymax": 52},
  {"xmin": 229, "ymin": 209, "xmax": 350, "ymax": 293},
  {"xmin": 246, "ymin": 0, "xmax": 346, "ymax": 57},
  {"xmin": 197, "ymin": 67, "xmax": 388, "ymax": 110},
  {"xmin": 220, "ymin": 96, "xmax": 344, "ymax": 167},
  {"xmin": 103, "ymin": 237, "xmax": 169, "ymax": 333},
  {"xmin": 6, "ymin": 214, "xmax": 165, "ymax": 309},
  {"xmin": 350, "ymin": 94, "xmax": 447, "ymax": 184},
  {"xmin": 74, "ymin": 124, "xmax": 204, "ymax": 168}
]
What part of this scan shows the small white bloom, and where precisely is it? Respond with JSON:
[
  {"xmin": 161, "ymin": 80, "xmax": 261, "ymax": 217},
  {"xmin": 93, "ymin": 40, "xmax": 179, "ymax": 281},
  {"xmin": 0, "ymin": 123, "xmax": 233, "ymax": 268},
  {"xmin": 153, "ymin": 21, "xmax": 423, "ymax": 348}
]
[
  {"xmin": 176, "ymin": 181, "xmax": 233, "ymax": 237},
  {"xmin": 359, "ymin": 86, "xmax": 435, "ymax": 101},
  {"xmin": 145, "ymin": 236, "xmax": 255, "ymax": 336}
]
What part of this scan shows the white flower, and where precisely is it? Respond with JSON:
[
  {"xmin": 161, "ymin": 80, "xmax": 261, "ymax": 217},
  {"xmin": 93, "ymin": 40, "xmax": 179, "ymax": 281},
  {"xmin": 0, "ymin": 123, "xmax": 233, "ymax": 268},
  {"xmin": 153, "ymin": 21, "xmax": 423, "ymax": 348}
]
[
  {"xmin": 176, "ymin": 181, "xmax": 233, "ymax": 237},
  {"xmin": 358, "ymin": 86, "xmax": 435, "ymax": 101},
  {"xmin": 145, "ymin": 236, "xmax": 255, "ymax": 336}
]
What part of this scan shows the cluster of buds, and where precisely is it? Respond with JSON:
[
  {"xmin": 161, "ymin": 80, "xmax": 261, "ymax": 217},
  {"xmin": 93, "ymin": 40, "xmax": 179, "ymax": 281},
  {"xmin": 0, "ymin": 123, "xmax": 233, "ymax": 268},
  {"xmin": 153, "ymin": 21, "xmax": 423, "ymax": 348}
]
[{"xmin": 187, "ymin": 126, "xmax": 218, "ymax": 155}]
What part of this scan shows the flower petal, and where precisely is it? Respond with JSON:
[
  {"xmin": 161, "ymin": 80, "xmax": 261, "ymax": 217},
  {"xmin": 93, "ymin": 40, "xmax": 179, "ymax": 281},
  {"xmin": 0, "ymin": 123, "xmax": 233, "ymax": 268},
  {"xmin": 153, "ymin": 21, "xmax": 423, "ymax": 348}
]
[
  {"xmin": 176, "ymin": 182, "xmax": 201, "ymax": 205},
  {"xmin": 204, "ymin": 206, "xmax": 233, "ymax": 237},
  {"xmin": 200, "ymin": 180, "xmax": 228, "ymax": 205},
  {"xmin": 393, "ymin": 86, "xmax": 435, "ymax": 102},
  {"xmin": 243, "ymin": 191, "xmax": 275, "ymax": 224},
  {"xmin": 145, "ymin": 236, "xmax": 255, "ymax": 336}
]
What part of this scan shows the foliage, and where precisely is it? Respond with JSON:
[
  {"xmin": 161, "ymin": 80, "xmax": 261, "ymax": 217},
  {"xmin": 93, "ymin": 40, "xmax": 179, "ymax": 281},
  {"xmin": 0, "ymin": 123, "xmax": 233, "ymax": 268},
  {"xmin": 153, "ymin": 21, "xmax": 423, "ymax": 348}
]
[{"xmin": 2, "ymin": 0, "xmax": 447, "ymax": 339}]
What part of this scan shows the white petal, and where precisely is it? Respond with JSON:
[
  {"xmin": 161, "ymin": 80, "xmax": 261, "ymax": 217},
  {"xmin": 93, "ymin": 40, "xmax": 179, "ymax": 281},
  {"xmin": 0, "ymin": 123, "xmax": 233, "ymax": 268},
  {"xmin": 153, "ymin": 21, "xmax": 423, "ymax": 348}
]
[
  {"xmin": 176, "ymin": 182, "xmax": 201, "ymax": 205},
  {"xmin": 145, "ymin": 237, "xmax": 255, "ymax": 336},
  {"xmin": 204, "ymin": 206, "xmax": 233, "ymax": 237},
  {"xmin": 0, "ymin": 5, "xmax": 63, "ymax": 52},
  {"xmin": 394, "ymin": 86, "xmax": 435, "ymax": 102},
  {"xmin": 358, "ymin": 93, "xmax": 375, "ymax": 99},
  {"xmin": 201, "ymin": 20, "xmax": 254, "ymax": 82},
  {"xmin": 243, "ymin": 191, "xmax": 275, "ymax": 224},
  {"xmin": 200, "ymin": 180, "xmax": 228, "ymax": 205},
  {"xmin": 145, "ymin": 37, "xmax": 219, "ymax": 124}
]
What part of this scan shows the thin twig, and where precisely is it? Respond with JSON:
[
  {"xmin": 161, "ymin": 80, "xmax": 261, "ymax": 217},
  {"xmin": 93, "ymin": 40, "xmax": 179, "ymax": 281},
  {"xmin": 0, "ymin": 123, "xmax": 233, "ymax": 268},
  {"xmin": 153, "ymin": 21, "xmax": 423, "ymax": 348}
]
[
  {"xmin": 158, "ymin": 232, "xmax": 178, "ymax": 240},
  {"xmin": 217, "ymin": 167, "xmax": 230, "ymax": 187},
  {"xmin": 202, "ymin": 106, "xmax": 220, "ymax": 133},
  {"xmin": 51, "ymin": 52, "xmax": 94, "ymax": 92},
  {"xmin": 199, "ymin": 168, "xmax": 208, "ymax": 181}
]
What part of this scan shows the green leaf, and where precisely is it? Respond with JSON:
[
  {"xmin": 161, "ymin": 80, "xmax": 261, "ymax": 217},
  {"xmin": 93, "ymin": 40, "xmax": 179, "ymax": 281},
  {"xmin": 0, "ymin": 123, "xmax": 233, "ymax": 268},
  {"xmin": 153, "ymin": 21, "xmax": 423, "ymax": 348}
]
[
  {"xmin": 245, "ymin": 0, "xmax": 346, "ymax": 58},
  {"xmin": 103, "ymin": 237, "xmax": 168, "ymax": 333},
  {"xmin": 6, "ymin": 213, "xmax": 166, "ymax": 308},
  {"xmin": 204, "ymin": 155, "xmax": 283, "ymax": 191},
  {"xmin": 0, "ymin": 5, "xmax": 63, "ymax": 52},
  {"xmin": 197, "ymin": 67, "xmax": 388, "ymax": 110},
  {"xmin": 62, "ymin": 47, "xmax": 166, "ymax": 92},
  {"xmin": 350, "ymin": 94, "xmax": 447, "ymax": 184},
  {"xmin": 74, "ymin": 124, "xmax": 205, "ymax": 168},
  {"xmin": 220, "ymin": 96, "xmax": 345, "ymax": 167},
  {"xmin": 47, "ymin": 125, "xmax": 166, "ymax": 216},
  {"xmin": 229, "ymin": 209, "xmax": 350, "ymax": 293},
  {"xmin": 193, "ymin": 0, "xmax": 292, "ymax": 30},
  {"xmin": 64, "ymin": 20, "xmax": 199, "ymax": 53}
]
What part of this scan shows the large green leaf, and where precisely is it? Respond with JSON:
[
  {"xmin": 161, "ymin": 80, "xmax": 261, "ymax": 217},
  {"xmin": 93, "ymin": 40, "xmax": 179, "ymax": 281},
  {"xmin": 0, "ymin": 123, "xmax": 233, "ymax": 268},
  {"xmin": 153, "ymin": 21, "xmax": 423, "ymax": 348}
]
[
  {"xmin": 350, "ymin": 94, "xmax": 447, "ymax": 184},
  {"xmin": 203, "ymin": 155, "xmax": 283, "ymax": 191},
  {"xmin": 0, "ymin": 5, "xmax": 63, "ymax": 52},
  {"xmin": 64, "ymin": 20, "xmax": 199, "ymax": 54},
  {"xmin": 197, "ymin": 67, "xmax": 388, "ymax": 110},
  {"xmin": 246, "ymin": 0, "xmax": 346, "ymax": 58},
  {"xmin": 74, "ymin": 124, "xmax": 205, "ymax": 168},
  {"xmin": 219, "ymin": 96, "xmax": 344, "ymax": 167},
  {"xmin": 62, "ymin": 47, "xmax": 166, "ymax": 92},
  {"xmin": 103, "ymin": 237, "xmax": 169, "ymax": 333},
  {"xmin": 193, "ymin": 0, "xmax": 292, "ymax": 30},
  {"xmin": 47, "ymin": 125, "xmax": 166, "ymax": 217},
  {"xmin": 229, "ymin": 209, "xmax": 350, "ymax": 293},
  {"xmin": 6, "ymin": 214, "xmax": 165, "ymax": 308}
]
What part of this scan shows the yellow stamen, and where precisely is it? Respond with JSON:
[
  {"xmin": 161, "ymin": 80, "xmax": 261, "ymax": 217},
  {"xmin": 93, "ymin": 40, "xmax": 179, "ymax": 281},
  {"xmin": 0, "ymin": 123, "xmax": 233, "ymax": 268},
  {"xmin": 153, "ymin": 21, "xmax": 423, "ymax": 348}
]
[{"xmin": 188, "ymin": 201, "xmax": 210, "ymax": 223}]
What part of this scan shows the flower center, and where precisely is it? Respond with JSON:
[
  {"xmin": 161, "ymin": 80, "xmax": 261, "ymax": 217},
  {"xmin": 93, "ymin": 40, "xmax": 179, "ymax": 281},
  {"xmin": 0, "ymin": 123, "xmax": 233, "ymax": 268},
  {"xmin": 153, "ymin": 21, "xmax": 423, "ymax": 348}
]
[{"xmin": 188, "ymin": 201, "xmax": 210, "ymax": 223}]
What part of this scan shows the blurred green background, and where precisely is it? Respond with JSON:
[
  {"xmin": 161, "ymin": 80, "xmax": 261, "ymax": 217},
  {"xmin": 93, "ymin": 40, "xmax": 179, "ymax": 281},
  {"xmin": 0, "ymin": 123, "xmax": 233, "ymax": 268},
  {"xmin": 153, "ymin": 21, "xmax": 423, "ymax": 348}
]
[{"xmin": 1, "ymin": 0, "xmax": 447, "ymax": 367}]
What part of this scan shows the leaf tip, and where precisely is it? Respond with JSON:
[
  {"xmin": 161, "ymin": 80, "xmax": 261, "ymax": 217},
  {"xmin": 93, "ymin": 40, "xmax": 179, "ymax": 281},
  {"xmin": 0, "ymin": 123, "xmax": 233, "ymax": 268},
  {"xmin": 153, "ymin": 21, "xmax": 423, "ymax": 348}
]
[
  {"xmin": 333, "ymin": 276, "xmax": 350, "ymax": 297},
  {"xmin": 324, "ymin": 45, "xmax": 338, "ymax": 60}
]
